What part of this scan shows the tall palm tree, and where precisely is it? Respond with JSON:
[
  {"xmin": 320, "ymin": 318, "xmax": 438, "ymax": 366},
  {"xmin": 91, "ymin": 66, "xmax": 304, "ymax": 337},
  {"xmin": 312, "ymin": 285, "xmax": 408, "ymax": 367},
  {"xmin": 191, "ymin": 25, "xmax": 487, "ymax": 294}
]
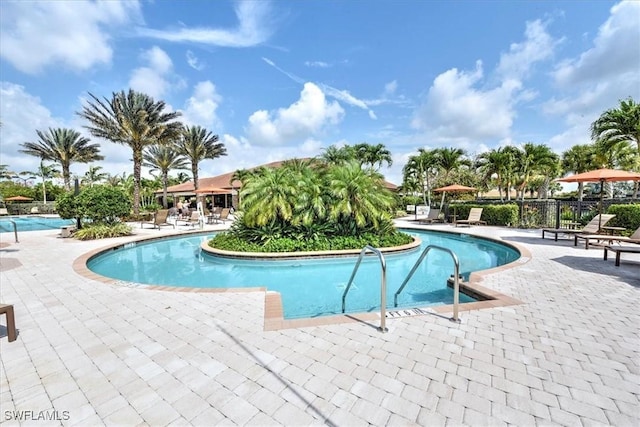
[
  {"xmin": 143, "ymin": 145, "xmax": 189, "ymax": 208},
  {"xmin": 32, "ymin": 161, "xmax": 60, "ymax": 203},
  {"xmin": 19, "ymin": 128, "xmax": 103, "ymax": 191},
  {"xmin": 78, "ymin": 89, "xmax": 183, "ymax": 214},
  {"xmin": 176, "ymin": 125, "xmax": 227, "ymax": 192},
  {"xmin": 434, "ymin": 147, "xmax": 471, "ymax": 182},
  {"xmin": 518, "ymin": 143, "xmax": 559, "ymax": 201},
  {"xmin": 403, "ymin": 148, "xmax": 439, "ymax": 206},
  {"xmin": 0, "ymin": 165, "xmax": 15, "ymax": 180},
  {"xmin": 591, "ymin": 97, "xmax": 640, "ymax": 155},
  {"xmin": 82, "ymin": 165, "xmax": 108, "ymax": 188},
  {"xmin": 562, "ymin": 144, "xmax": 596, "ymax": 200},
  {"xmin": 354, "ymin": 143, "xmax": 393, "ymax": 170},
  {"xmin": 230, "ymin": 168, "xmax": 254, "ymax": 210}
]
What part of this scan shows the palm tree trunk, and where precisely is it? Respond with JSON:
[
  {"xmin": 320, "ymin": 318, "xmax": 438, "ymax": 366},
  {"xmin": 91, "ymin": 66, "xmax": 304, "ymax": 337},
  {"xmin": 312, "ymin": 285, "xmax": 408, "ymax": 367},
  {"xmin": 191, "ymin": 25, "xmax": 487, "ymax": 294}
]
[
  {"xmin": 162, "ymin": 173, "xmax": 168, "ymax": 208},
  {"xmin": 133, "ymin": 150, "xmax": 142, "ymax": 215}
]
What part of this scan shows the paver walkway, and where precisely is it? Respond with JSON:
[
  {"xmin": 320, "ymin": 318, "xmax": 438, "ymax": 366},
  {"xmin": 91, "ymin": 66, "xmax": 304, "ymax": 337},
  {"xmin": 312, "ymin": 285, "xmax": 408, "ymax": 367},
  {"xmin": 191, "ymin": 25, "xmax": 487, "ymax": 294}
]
[{"xmin": 1, "ymin": 221, "xmax": 638, "ymax": 426}]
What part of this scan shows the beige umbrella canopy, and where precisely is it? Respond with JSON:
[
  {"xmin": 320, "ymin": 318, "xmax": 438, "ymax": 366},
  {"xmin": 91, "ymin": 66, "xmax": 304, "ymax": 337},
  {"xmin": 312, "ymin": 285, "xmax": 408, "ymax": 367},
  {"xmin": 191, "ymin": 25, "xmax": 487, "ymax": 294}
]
[
  {"xmin": 433, "ymin": 184, "xmax": 476, "ymax": 209},
  {"xmin": 557, "ymin": 168, "xmax": 640, "ymax": 228},
  {"xmin": 194, "ymin": 186, "xmax": 228, "ymax": 194},
  {"xmin": 4, "ymin": 195, "xmax": 34, "ymax": 202}
]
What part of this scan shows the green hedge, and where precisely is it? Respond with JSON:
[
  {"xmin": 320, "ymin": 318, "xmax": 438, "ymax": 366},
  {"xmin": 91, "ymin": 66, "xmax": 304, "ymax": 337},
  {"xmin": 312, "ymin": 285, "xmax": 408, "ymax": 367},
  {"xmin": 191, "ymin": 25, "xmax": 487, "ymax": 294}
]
[
  {"xmin": 606, "ymin": 204, "xmax": 640, "ymax": 236},
  {"xmin": 450, "ymin": 204, "xmax": 519, "ymax": 226}
]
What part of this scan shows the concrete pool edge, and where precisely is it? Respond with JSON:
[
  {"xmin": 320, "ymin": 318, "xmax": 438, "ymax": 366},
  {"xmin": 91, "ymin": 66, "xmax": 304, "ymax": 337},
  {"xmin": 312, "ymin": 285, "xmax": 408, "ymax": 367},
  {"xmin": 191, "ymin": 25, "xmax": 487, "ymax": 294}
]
[{"xmin": 73, "ymin": 227, "xmax": 530, "ymax": 331}]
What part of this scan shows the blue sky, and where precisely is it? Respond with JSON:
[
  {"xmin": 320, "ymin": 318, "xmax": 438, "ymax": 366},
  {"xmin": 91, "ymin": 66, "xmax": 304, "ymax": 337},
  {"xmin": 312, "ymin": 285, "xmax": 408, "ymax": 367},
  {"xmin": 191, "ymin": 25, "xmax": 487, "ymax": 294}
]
[{"xmin": 1, "ymin": 0, "xmax": 638, "ymax": 186}]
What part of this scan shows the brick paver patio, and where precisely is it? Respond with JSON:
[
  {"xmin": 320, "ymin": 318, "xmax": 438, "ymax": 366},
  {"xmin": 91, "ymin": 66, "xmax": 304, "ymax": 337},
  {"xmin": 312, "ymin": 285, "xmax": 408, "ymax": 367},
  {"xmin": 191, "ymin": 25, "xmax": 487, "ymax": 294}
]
[{"xmin": 1, "ymin": 220, "xmax": 638, "ymax": 426}]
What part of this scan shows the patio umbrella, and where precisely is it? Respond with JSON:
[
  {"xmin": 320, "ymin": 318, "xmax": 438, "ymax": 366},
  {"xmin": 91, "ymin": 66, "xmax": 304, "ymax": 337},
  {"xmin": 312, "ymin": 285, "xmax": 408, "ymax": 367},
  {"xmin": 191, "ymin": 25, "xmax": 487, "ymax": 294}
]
[
  {"xmin": 194, "ymin": 186, "xmax": 228, "ymax": 194},
  {"xmin": 433, "ymin": 184, "xmax": 476, "ymax": 210},
  {"xmin": 557, "ymin": 168, "xmax": 640, "ymax": 228},
  {"xmin": 4, "ymin": 195, "xmax": 34, "ymax": 202}
]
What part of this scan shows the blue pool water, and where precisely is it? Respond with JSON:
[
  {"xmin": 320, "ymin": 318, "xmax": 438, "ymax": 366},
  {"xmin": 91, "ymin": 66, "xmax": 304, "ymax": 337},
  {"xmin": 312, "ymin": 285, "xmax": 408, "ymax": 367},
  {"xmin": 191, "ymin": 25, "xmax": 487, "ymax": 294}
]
[
  {"xmin": 87, "ymin": 229, "xmax": 520, "ymax": 319},
  {"xmin": 0, "ymin": 216, "xmax": 75, "ymax": 232}
]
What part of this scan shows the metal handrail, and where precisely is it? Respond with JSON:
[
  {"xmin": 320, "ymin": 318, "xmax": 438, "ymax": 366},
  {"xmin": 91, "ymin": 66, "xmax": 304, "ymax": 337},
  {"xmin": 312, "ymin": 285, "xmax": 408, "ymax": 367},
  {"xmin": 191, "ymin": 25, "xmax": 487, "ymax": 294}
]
[
  {"xmin": 393, "ymin": 244, "xmax": 461, "ymax": 323},
  {"xmin": 341, "ymin": 245, "xmax": 388, "ymax": 333},
  {"xmin": 7, "ymin": 219, "xmax": 19, "ymax": 243}
]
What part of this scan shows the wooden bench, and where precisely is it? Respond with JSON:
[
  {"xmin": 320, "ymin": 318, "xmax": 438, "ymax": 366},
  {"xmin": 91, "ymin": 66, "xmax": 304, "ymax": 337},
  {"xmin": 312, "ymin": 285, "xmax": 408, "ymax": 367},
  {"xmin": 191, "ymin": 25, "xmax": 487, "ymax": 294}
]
[
  {"xmin": 0, "ymin": 304, "xmax": 17, "ymax": 342},
  {"xmin": 603, "ymin": 245, "xmax": 640, "ymax": 267}
]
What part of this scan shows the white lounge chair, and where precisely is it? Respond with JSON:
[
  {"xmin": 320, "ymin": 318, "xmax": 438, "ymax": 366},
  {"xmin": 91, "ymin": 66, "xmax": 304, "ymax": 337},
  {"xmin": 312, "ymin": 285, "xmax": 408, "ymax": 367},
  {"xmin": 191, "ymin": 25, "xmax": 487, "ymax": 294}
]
[{"xmin": 455, "ymin": 208, "xmax": 486, "ymax": 227}]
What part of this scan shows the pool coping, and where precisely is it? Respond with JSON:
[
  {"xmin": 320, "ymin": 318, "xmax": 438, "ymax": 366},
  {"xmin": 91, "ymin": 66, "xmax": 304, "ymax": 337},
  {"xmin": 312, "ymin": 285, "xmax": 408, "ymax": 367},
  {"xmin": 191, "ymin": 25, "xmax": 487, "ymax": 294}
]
[{"xmin": 72, "ymin": 226, "xmax": 530, "ymax": 331}]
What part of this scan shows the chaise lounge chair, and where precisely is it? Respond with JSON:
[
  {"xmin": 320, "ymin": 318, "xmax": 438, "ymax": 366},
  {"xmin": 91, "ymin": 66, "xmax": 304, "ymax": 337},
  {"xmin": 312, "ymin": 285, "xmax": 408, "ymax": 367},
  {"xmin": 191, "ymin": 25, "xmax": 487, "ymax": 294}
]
[
  {"xmin": 213, "ymin": 208, "xmax": 231, "ymax": 224},
  {"xmin": 418, "ymin": 208, "xmax": 443, "ymax": 224},
  {"xmin": 141, "ymin": 209, "xmax": 175, "ymax": 230},
  {"xmin": 603, "ymin": 244, "xmax": 640, "ymax": 266},
  {"xmin": 0, "ymin": 208, "xmax": 9, "ymax": 216},
  {"xmin": 575, "ymin": 225, "xmax": 640, "ymax": 249},
  {"xmin": 455, "ymin": 208, "xmax": 486, "ymax": 227},
  {"xmin": 541, "ymin": 214, "xmax": 615, "ymax": 241}
]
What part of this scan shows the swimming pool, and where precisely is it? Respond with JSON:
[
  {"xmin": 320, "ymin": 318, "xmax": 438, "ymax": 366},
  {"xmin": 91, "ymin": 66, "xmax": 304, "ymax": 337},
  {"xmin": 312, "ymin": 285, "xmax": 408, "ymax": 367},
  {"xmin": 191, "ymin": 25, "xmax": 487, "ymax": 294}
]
[
  {"xmin": 87, "ymin": 229, "xmax": 520, "ymax": 319},
  {"xmin": 0, "ymin": 216, "xmax": 75, "ymax": 232}
]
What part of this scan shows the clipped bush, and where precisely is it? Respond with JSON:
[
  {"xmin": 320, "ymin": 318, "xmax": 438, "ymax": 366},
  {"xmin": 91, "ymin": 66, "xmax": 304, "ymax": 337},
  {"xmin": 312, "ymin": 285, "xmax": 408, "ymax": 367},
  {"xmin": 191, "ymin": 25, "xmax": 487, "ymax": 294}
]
[
  {"xmin": 55, "ymin": 191, "xmax": 79, "ymax": 220},
  {"xmin": 606, "ymin": 204, "xmax": 640, "ymax": 236},
  {"xmin": 76, "ymin": 185, "xmax": 131, "ymax": 225},
  {"xmin": 73, "ymin": 223, "xmax": 133, "ymax": 240},
  {"xmin": 450, "ymin": 204, "xmax": 518, "ymax": 226}
]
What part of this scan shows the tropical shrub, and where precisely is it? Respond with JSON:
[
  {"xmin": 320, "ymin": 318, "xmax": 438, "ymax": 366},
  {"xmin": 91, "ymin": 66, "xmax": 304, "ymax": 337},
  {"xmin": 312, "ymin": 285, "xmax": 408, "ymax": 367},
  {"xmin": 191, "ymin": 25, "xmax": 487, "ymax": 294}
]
[
  {"xmin": 76, "ymin": 185, "xmax": 131, "ymax": 225},
  {"xmin": 55, "ymin": 191, "xmax": 79, "ymax": 219},
  {"xmin": 210, "ymin": 159, "xmax": 410, "ymax": 252},
  {"xmin": 450, "ymin": 204, "xmax": 518, "ymax": 226},
  {"xmin": 74, "ymin": 223, "xmax": 133, "ymax": 240},
  {"xmin": 606, "ymin": 204, "xmax": 640, "ymax": 236}
]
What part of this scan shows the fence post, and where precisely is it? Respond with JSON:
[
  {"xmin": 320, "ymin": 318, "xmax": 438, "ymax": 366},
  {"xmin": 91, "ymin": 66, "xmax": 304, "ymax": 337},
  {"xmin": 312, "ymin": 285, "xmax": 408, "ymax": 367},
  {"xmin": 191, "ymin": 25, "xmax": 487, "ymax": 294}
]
[{"xmin": 555, "ymin": 199, "xmax": 561, "ymax": 229}]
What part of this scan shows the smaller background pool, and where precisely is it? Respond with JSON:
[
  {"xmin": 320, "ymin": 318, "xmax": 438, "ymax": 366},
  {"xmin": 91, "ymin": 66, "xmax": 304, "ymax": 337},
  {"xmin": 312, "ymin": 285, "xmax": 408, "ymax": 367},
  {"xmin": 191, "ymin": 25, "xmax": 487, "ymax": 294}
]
[{"xmin": 0, "ymin": 216, "xmax": 75, "ymax": 232}]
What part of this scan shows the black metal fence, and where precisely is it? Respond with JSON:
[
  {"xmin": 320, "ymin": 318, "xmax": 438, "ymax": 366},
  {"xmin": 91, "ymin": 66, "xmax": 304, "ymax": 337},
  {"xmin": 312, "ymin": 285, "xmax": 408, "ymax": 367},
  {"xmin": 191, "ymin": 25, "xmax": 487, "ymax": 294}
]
[{"xmin": 448, "ymin": 198, "xmax": 639, "ymax": 229}]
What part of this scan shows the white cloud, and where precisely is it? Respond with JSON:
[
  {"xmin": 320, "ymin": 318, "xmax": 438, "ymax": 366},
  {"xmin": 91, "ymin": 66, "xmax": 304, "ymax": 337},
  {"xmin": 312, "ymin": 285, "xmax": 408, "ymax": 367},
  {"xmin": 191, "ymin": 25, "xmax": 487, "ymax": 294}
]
[
  {"xmin": 305, "ymin": 61, "xmax": 330, "ymax": 68},
  {"xmin": 0, "ymin": 83, "xmax": 60, "ymax": 172},
  {"xmin": 186, "ymin": 50, "xmax": 204, "ymax": 71},
  {"xmin": 496, "ymin": 19, "xmax": 558, "ymax": 80},
  {"xmin": 553, "ymin": 1, "xmax": 640, "ymax": 86},
  {"xmin": 181, "ymin": 81, "xmax": 223, "ymax": 128},
  {"xmin": 137, "ymin": 0, "xmax": 275, "ymax": 47},
  {"xmin": 412, "ymin": 61, "xmax": 519, "ymax": 142},
  {"xmin": 244, "ymin": 82, "xmax": 344, "ymax": 146},
  {"xmin": 411, "ymin": 18, "xmax": 560, "ymax": 146},
  {"xmin": 0, "ymin": 0, "xmax": 141, "ymax": 74},
  {"xmin": 129, "ymin": 46, "xmax": 183, "ymax": 100}
]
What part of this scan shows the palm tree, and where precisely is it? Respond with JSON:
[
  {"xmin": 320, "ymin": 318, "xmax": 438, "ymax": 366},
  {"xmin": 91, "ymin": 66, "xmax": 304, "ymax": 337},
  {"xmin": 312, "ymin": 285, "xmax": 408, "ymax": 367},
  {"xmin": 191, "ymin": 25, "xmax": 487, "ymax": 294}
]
[
  {"xmin": 82, "ymin": 165, "xmax": 108, "ymax": 187},
  {"xmin": 0, "ymin": 165, "xmax": 15, "ymax": 180},
  {"xmin": 176, "ymin": 125, "xmax": 227, "ymax": 193},
  {"xmin": 33, "ymin": 161, "xmax": 60, "ymax": 203},
  {"xmin": 591, "ymin": 97, "xmax": 640, "ymax": 155},
  {"xmin": 476, "ymin": 148, "xmax": 516, "ymax": 201},
  {"xmin": 354, "ymin": 143, "xmax": 393, "ymax": 170},
  {"xmin": 320, "ymin": 145, "xmax": 356, "ymax": 165},
  {"xmin": 241, "ymin": 166, "xmax": 296, "ymax": 227},
  {"xmin": 230, "ymin": 168, "xmax": 253, "ymax": 210},
  {"xmin": 403, "ymin": 148, "xmax": 438, "ymax": 206},
  {"xmin": 143, "ymin": 145, "xmax": 189, "ymax": 208},
  {"xmin": 326, "ymin": 160, "xmax": 394, "ymax": 229},
  {"xmin": 518, "ymin": 143, "xmax": 560, "ymax": 201},
  {"xmin": 562, "ymin": 144, "xmax": 596, "ymax": 200},
  {"xmin": 434, "ymin": 147, "xmax": 471, "ymax": 182},
  {"xmin": 78, "ymin": 89, "xmax": 183, "ymax": 214},
  {"xmin": 19, "ymin": 128, "xmax": 103, "ymax": 191}
]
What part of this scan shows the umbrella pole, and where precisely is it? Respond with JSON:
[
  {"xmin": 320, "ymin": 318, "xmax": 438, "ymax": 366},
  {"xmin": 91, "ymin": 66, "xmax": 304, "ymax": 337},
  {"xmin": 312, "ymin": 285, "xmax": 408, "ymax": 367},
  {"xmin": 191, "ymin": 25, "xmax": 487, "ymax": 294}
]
[{"xmin": 598, "ymin": 179, "xmax": 604, "ymax": 230}]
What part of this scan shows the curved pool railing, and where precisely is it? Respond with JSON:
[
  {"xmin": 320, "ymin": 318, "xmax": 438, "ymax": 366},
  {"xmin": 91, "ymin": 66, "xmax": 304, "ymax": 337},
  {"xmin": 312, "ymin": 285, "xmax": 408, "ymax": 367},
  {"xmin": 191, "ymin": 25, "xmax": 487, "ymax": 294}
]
[
  {"xmin": 394, "ymin": 244, "xmax": 461, "ymax": 323},
  {"xmin": 341, "ymin": 245, "xmax": 388, "ymax": 333}
]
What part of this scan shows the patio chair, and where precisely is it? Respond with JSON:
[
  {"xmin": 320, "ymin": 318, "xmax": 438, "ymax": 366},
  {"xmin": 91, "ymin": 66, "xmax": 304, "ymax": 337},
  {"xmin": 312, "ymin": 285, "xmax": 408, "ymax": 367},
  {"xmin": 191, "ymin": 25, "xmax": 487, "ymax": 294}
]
[
  {"xmin": 213, "ymin": 208, "xmax": 230, "ymax": 224},
  {"xmin": 141, "ymin": 209, "xmax": 175, "ymax": 230},
  {"xmin": 455, "ymin": 208, "xmax": 486, "ymax": 227},
  {"xmin": 30, "ymin": 206, "xmax": 39, "ymax": 214},
  {"xmin": 418, "ymin": 208, "xmax": 442, "ymax": 224},
  {"xmin": 541, "ymin": 214, "xmax": 615, "ymax": 241},
  {"xmin": 0, "ymin": 208, "xmax": 8, "ymax": 216},
  {"xmin": 180, "ymin": 211, "xmax": 202, "ymax": 228},
  {"xmin": 575, "ymin": 225, "xmax": 640, "ymax": 249}
]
